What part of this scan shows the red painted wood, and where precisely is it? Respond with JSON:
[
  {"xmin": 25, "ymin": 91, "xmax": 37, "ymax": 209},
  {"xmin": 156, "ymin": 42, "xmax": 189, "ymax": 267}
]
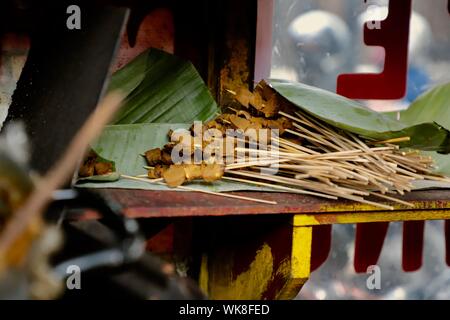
[
  {"xmin": 146, "ymin": 224, "xmax": 175, "ymax": 254},
  {"xmin": 337, "ymin": 0, "xmax": 412, "ymax": 99},
  {"xmin": 445, "ymin": 220, "xmax": 450, "ymax": 266},
  {"xmin": 254, "ymin": 0, "xmax": 274, "ymax": 83},
  {"xmin": 402, "ymin": 221, "xmax": 425, "ymax": 272},
  {"xmin": 68, "ymin": 189, "xmax": 450, "ymax": 219},
  {"xmin": 354, "ymin": 222, "xmax": 389, "ymax": 273},
  {"xmin": 112, "ymin": 8, "xmax": 174, "ymax": 72},
  {"xmin": 310, "ymin": 225, "xmax": 332, "ymax": 271}
]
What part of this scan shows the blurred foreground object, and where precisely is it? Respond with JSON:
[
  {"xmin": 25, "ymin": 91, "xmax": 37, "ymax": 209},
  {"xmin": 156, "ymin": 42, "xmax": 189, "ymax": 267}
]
[
  {"xmin": 0, "ymin": 123, "xmax": 62, "ymax": 299},
  {"xmin": 0, "ymin": 96, "xmax": 203, "ymax": 299},
  {"xmin": 0, "ymin": 92, "xmax": 123, "ymax": 298}
]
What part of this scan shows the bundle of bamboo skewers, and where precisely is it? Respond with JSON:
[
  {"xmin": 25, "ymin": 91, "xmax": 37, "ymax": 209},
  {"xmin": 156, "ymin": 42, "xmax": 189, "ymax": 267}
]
[
  {"xmin": 122, "ymin": 83, "xmax": 450, "ymax": 209},
  {"xmin": 222, "ymin": 109, "xmax": 448, "ymax": 210}
]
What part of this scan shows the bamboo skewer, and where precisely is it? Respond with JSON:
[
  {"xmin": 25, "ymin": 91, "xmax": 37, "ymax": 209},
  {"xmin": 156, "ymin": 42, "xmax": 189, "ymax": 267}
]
[
  {"xmin": 222, "ymin": 176, "xmax": 337, "ymax": 199},
  {"xmin": 372, "ymin": 137, "xmax": 411, "ymax": 145},
  {"xmin": 228, "ymin": 170, "xmax": 370, "ymax": 197},
  {"xmin": 370, "ymin": 192, "xmax": 415, "ymax": 208}
]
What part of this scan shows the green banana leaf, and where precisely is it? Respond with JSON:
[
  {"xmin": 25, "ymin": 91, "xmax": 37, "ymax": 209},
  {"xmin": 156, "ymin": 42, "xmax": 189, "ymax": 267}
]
[
  {"xmin": 110, "ymin": 49, "xmax": 219, "ymax": 124},
  {"xmin": 268, "ymin": 80, "xmax": 450, "ymax": 153},
  {"xmin": 393, "ymin": 83, "xmax": 450, "ymax": 183},
  {"xmin": 393, "ymin": 82, "xmax": 450, "ymax": 129},
  {"xmin": 76, "ymin": 123, "xmax": 268, "ymax": 192},
  {"xmin": 77, "ymin": 49, "xmax": 220, "ymax": 183},
  {"xmin": 108, "ymin": 49, "xmax": 148, "ymax": 99}
]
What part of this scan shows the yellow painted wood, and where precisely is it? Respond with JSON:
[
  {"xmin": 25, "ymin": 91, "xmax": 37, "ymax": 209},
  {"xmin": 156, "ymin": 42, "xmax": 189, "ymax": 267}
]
[
  {"xmin": 291, "ymin": 226, "xmax": 312, "ymax": 279},
  {"xmin": 199, "ymin": 254, "xmax": 209, "ymax": 295},
  {"xmin": 315, "ymin": 200, "xmax": 450, "ymax": 213},
  {"xmin": 276, "ymin": 225, "xmax": 312, "ymax": 300},
  {"xmin": 293, "ymin": 210, "xmax": 450, "ymax": 227},
  {"xmin": 206, "ymin": 243, "xmax": 277, "ymax": 300},
  {"xmin": 198, "ymin": 217, "xmax": 314, "ymax": 300}
]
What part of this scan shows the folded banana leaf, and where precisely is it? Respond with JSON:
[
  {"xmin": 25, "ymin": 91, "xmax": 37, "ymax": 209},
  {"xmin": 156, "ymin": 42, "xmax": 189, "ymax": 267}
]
[
  {"xmin": 268, "ymin": 80, "xmax": 450, "ymax": 153},
  {"xmin": 76, "ymin": 49, "xmax": 220, "ymax": 183},
  {"xmin": 109, "ymin": 49, "xmax": 219, "ymax": 124},
  {"xmin": 394, "ymin": 82, "xmax": 450, "ymax": 130},
  {"xmin": 394, "ymin": 82, "xmax": 450, "ymax": 188}
]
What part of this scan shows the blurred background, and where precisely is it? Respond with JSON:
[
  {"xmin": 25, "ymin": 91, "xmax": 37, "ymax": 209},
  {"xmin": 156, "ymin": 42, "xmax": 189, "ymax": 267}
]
[
  {"xmin": 270, "ymin": 0, "xmax": 450, "ymax": 300},
  {"xmin": 298, "ymin": 221, "xmax": 450, "ymax": 300},
  {"xmin": 271, "ymin": 0, "xmax": 450, "ymax": 110}
]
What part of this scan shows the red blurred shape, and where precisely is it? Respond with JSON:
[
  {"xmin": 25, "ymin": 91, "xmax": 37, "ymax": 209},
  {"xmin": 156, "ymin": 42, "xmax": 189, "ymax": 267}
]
[
  {"xmin": 354, "ymin": 222, "xmax": 389, "ymax": 273},
  {"xmin": 310, "ymin": 225, "xmax": 332, "ymax": 271},
  {"xmin": 402, "ymin": 221, "xmax": 425, "ymax": 272},
  {"xmin": 337, "ymin": 0, "xmax": 412, "ymax": 99},
  {"xmin": 146, "ymin": 224, "xmax": 175, "ymax": 254}
]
